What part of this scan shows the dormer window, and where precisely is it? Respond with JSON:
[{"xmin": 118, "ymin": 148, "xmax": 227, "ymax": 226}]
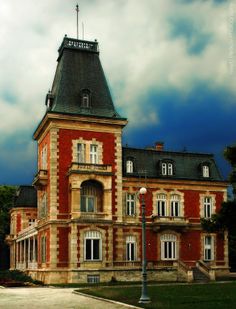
[
  {"xmin": 202, "ymin": 165, "xmax": 210, "ymax": 178},
  {"xmin": 161, "ymin": 161, "xmax": 174, "ymax": 176},
  {"xmin": 126, "ymin": 160, "xmax": 134, "ymax": 173},
  {"xmin": 81, "ymin": 89, "xmax": 91, "ymax": 108}
]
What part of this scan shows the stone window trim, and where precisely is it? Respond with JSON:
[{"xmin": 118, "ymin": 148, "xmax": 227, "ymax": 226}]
[
  {"xmin": 83, "ymin": 230, "xmax": 103, "ymax": 262},
  {"xmin": 199, "ymin": 193, "xmax": 216, "ymax": 219},
  {"xmin": 160, "ymin": 233, "xmax": 178, "ymax": 261},
  {"xmin": 126, "ymin": 235, "xmax": 137, "ymax": 261},
  {"xmin": 201, "ymin": 233, "xmax": 215, "ymax": 262},
  {"xmin": 72, "ymin": 138, "xmax": 103, "ymax": 164},
  {"xmin": 152, "ymin": 189, "xmax": 184, "ymax": 217}
]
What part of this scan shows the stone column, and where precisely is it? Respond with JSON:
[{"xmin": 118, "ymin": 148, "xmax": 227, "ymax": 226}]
[{"xmin": 69, "ymin": 223, "xmax": 78, "ymax": 269}]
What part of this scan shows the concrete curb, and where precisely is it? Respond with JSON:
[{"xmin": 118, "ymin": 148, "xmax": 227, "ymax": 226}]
[{"xmin": 73, "ymin": 290, "xmax": 142, "ymax": 309}]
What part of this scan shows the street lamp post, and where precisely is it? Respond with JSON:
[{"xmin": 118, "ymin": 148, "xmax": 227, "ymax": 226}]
[{"xmin": 139, "ymin": 187, "xmax": 151, "ymax": 304}]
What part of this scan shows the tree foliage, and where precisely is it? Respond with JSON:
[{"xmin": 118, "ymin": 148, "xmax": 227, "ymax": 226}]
[{"xmin": 0, "ymin": 185, "xmax": 16, "ymax": 270}]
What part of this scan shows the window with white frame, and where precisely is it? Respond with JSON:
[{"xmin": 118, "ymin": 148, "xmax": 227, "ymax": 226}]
[
  {"xmin": 161, "ymin": 234, "xmax": 177, "ymax": 260},
  {"xmin": 170, "ymin": 194, "xmax": 180, "ymax": 217},
  {"xmin": 77, "ymin": 143, "xmax": 85, "ymax": 163},
  {"xmin": 168, "ymin": 163, "xmax": 173, "ymax": 175},
  {"xmin": 204, "ymin": 235, "xmax": 214, "ymax": 261},
  {"xmin": 203, "ymin": 197, "xmax": 212, "ymax": 218},
  {"xmin": 82, "ymin": 93, "xmax": 90, "ymax": 107},
  {"xmin": 126, "ymin": 235, "xmax": 136, "ymax": 261},
  {"xmin": 90, "ymin": 144, "xmax": 98, "ymax": 164},
  {"xmin": 84, "ymin": 231, "xmax": 101, "ymax": 261},
  {"xmin": 161, "ymin": 162, "xmax": 173, "ymax": 176},
  {"xmin": 161, "ymin": 163, "xmax": 167, "ymax": 175},
  {"xmin": 126, "ymin": 160, "xmax": 134, "ymax": 173},
  {"xmin": 126, "ymin": 193, "xmax": 136, "ymax": 216},
  {"xmin": 203, "ymin": 165, "xmax": 210, "ymax": 178},
  {"xmin": 41, "ymin": 145, "xmax": 47, "ymax": 170},
  {"xmin": 156, "ymin": 194, "xmax": 167, "ymax": 216}
]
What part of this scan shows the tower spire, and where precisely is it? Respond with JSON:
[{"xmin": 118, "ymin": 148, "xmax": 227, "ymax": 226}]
[{"xmin": 76, "ymin": 4, "xmax": 79, "ymax": 39}]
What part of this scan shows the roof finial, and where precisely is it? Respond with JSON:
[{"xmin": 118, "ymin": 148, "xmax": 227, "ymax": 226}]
[{"xmin": 76, "ymin": 4, "xmax": 79, "ymax": 39}]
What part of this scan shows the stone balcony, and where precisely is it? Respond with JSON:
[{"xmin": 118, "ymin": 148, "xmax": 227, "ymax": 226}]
[
  {"xmin": 32, "ymin": 169, "xmax": 48, "ymax": 188},
  {"xmin": 68, "ymin": 162, "xmax": 112, "ymax": 176},
  {"xmin": 151, "ymin": 215, "xmax": 189, "ymax": 231}
]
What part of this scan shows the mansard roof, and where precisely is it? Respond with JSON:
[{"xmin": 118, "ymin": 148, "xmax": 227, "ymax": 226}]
[
  {"xmin": 122, "ymin": 146, "xmax": 224, "ymax": 182},
  {"xmin": 47, "ymin": 36, "xmax": 124, "ymax": 120},
  {"xmin": 14, "ymin": 186, "xmax": 37, "ymax": 208}
]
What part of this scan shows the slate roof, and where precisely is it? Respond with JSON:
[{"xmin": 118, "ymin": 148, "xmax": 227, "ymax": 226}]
[
  {"xmin": 47, "ymin": 36, "xmax": 125, "ymax": 120},
  {"xmin": 122, "ymin": 147, "xmax": 224, "ymax": 181},
  {"xmin": 14, "ymin": 186, "xmax": 37, "ymax": 208}
]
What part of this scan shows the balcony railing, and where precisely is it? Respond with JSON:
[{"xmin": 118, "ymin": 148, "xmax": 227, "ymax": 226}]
[
  {"xmin": 68, "ymin": 162, "xmax": 112, "ymax": 175},
  {"xmin": 78, "ymin": 212, "xmax": 107, "ymax": 220},
  {"xmin": 32, "ymin": 169, "xmax": 48, "ymax": 187},
  {"xmin": 151, "ymin": 215, "xmax": 189, "ymax": 230}
]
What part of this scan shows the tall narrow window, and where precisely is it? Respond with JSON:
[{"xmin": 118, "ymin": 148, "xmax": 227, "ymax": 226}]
[
  {"xmin": 41, "ymin": 146, "xmax": 47, "ymax": 170},
  {"xmin": 168, "ymin": 163, "xmax": 173, "ymax": 175},
  {"xmin": 90, "ymin": 144, "xmax": 98, "ymax": 164},
  {"xmin": 126, "ymin": 236, "xmax": 136, "ymax": 261},
  {"xmin": 77, "ymin": 143, "xmax": 85, "ymax": 163},
  {"xmin": 84, "ymin": 231, "xmax": 101, "ymax": 261},
  {"xmin": 170, "ymin": 194, "xmax": 180, "ymax": 217},
  {"xmin": 126, "ymin": 160, "xmax": 133, "ymax": 173},
  {"xmin": 156, "ymin": 194, "xmax": 167, "ymax": 216},
  {"xmin": 161, "ymin": 163, "xmax": 167, "ymax": 175},
  {"xmin": 41, "ymin": 235, "xmax": 46, "ymax": 263},
  {"xmin": 40, "ymin": 192, "xmax": 47, "ymax": 218},
  {"xmin": 161, "ymin": 234, "xmax": 177, "ymax": 260},
  {"xmin": 81, "ymin": 89, "xmax": 91, "ymax": 108},
  {"xmin": 203, "ymin": 165, "xmax": 210, "ymax": 178},
  {"xmin": 126, "ymin": 193, "xmax": 136, "ymax": 216},
  {"xmin": 204, "ymin": 236, "xmax": 214, "ymax": 261},
  {"xmin": 204, "ymin": 197, "xmax": 212, "ymax": 218}
]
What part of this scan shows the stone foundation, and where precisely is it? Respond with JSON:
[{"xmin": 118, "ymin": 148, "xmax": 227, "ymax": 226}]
[{"xmin": 28, "ymin": 267, "xmax": 180, "ymax": 284}]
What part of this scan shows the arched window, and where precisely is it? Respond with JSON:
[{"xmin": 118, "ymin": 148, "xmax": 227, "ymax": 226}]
[
  {"xmin": 156, "ymin": 193, "xmax": 167, "ymax": 216},
  {"xmin": 161, "ymin": 163, "xmax": 167, "ymax": 175},
  {"xmin": 160, "ymin": 161, "xmax": 174, "ymax": 176},
  {"xmin": 126, "ymin": 160, "xmax": 134, "ymax": 173},
  {"xmin": 84, "ymin": 231, "xmax": 102, "ymax": 261},
  {"xmin": 170, "ymin": 194, "xmax": 180, "ymax": 217},
  {"xmin": 80, "ymin": 180, "xmax": 103, "ymax": 212},
  {"xmin": 126, "ymin": 236, "xmax": 136, "ymax": 261},
  {"xmin": 203, "ymin": 165, "xmax": 210, "ymax": 178},
  {"xmin": 81, "ymin": 89, "xmax": 91, "ymax": 108},
  {"xmin": 160, "ymin": 234, "xmax": 177, "ymax": 260}
]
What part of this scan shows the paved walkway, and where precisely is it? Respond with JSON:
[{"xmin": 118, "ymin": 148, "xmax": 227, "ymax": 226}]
[{"xmin": 0, "ymin": 287, "xmax": 136, "ymax": 309}]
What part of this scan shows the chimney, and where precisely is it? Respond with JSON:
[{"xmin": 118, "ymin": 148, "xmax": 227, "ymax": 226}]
[{"xmin": 155, "ymin": 141, "xmax": 164, "ymax": 151}]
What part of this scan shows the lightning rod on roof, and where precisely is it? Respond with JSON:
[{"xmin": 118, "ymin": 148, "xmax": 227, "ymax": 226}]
[
  {"xmin": 76, "ymin": 4, "xmax": 79, "ymax": 39},
  {"xmin": 82, "ymin": 22, "xmax": 84, "ymax": 40}
]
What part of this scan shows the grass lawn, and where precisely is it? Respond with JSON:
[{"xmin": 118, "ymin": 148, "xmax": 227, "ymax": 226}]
[{"xmin": 79, "ymin": 282, "xmax": 236, "ymax": 309}]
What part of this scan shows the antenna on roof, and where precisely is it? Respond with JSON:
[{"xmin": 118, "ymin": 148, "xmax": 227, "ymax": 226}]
[
  {"xmin": 76, "ymin": 4, "xmax": 79, "ymax": 39},
  {"xmin": 82, "ymin": 22, "xmax": 85, "ymax": 40}
]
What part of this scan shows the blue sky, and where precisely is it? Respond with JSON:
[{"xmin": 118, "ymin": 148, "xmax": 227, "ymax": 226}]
[{"xmin": 0, "ymin": 0, "xmax": 236, "ymax": 185}]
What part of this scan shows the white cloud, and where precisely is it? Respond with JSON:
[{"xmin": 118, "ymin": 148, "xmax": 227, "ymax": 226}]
[{"xmin": 0, "ymin": 0, "xmax": 235, "ymax": 137}]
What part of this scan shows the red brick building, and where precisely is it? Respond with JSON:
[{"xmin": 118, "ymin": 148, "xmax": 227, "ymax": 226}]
[{"xmin": 7, "ymin": 36, "xmax": 229, "ymax": 284}]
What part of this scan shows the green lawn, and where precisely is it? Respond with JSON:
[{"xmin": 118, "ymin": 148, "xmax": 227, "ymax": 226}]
[{"xmin": 79, "ymin": 282, "xmax": 236, "ymax": 309}]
